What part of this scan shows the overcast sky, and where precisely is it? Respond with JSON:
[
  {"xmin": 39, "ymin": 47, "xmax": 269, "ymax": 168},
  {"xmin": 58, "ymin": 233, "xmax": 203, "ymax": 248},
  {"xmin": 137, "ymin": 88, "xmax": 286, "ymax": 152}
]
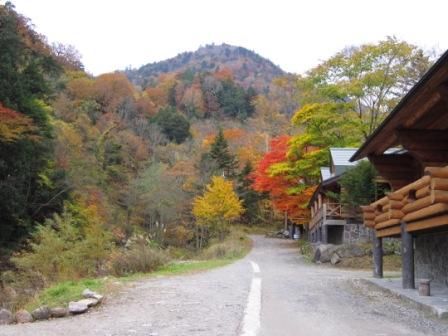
[{"xmin": 6, "ymin": 0, "xmax": 448, "ymax": 76}]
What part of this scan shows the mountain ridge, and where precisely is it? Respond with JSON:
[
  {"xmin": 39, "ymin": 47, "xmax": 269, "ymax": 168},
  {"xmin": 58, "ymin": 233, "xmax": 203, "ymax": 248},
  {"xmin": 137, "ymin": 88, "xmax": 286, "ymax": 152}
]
[{"xmin": 125, "ymin": 43, "xmax": 287, "ymax": 92}]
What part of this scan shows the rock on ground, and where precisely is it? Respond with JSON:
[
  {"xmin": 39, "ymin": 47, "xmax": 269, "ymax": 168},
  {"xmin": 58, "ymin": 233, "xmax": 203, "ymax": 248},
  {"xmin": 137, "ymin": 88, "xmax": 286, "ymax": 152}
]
[
  {"xmin": 15, "ymin": 309, "xmax": 33, "ymax": 323},
  {"xmin": 313, "ymin": 243, "xmax": 368, "ymax": 263},
  {"xmin": 335, "ymin": 244, "xmax": 366, "ymax": 258},
  {"xmin": 31, "ymin": 306, "xmax": 50, "ymax": 320},
  {"xmin": 0, "ymin": 308, "xmax": 14, "ymax": 325},
  {"xmin": 68, "ymin": 301, "xmax": 89, "ymax": 314},
  {"xmin": 313, "ymin": 244, "xmax": 337, "ymax": 263},
  {"xmin": 50, "ymin": 307, "xmax": 68, "ymax": 318},
  {"xmin": 82, "ymin": 289, "xmax": 104, "ymax": 303},
  {"xmin": 331, "ymin": 252, "xmax": 341, "ymax": 265},
  {"xmin": 77, "ymin": 298, "xmax": 99, "ymax": 307}
]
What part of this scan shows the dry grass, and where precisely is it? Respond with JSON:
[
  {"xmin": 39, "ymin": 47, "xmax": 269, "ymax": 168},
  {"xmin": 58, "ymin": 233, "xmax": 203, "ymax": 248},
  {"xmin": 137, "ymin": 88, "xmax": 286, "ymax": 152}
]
[
  {"xmin": 336, "ymin": 254, "xmax": 401, "ymax": 272},
  {"xmin": 200, "ymin": 228, "xmax": 252, "ymax": 260}
]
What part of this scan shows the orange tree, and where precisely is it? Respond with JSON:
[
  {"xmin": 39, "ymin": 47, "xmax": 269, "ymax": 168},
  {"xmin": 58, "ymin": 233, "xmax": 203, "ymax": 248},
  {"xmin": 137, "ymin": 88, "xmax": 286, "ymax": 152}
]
[{"xmin": 252, "ymin": 135, "xmax": 315, "ymax": 224}]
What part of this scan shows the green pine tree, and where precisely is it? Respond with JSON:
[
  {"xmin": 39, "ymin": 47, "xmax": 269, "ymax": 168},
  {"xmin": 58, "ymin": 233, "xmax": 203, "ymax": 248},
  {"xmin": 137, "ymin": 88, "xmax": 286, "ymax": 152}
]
[
  {"xmin": 209, "ymin": 129, "xmax": 238, "ymax": 177},
  {"xmin": 236, "ymin": 161, "xmax": 265, "ymax": 223}
]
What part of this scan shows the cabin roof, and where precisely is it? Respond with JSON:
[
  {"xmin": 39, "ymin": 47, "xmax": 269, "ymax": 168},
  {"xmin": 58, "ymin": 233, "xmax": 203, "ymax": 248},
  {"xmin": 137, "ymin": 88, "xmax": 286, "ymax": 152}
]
[
  {"xmin": 330, "ymin": 148, "xmax": 359, "ymax": 167},
  {"xmin": 320, "ymin": 167, "xmax": 331, "ymax": 181},
  {"xmin": 351, "ymin": 49, "xmax": 448, "ymax": 162}
]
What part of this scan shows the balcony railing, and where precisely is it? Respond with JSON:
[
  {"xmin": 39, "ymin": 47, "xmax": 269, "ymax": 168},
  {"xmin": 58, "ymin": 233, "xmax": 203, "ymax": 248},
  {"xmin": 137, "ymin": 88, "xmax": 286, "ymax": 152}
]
[{"xmin": 309, "ymin": 203, "xmax": 353, "ymax": 229}]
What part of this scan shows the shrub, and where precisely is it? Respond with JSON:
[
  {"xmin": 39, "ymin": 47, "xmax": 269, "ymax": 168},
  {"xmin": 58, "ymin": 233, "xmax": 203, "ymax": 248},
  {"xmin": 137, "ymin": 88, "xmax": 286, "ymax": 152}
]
[
  {"xmin": 108, "ymin": 238, "xmax": 169, "ymax": 276},
  {"xmin": 297, "ymin": 239, "xmax": 313, "ymax": 260},
  {"xmin": 13, "ymin": 204, "xmax": 113, "ymax": 282},
  {"xmin": 164, "ymin": 225, "xmax": 194, "ymax": 248}
]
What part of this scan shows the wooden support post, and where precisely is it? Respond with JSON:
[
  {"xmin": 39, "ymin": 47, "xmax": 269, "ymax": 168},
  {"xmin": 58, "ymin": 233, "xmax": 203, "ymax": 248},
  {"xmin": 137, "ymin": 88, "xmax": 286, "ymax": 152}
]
[
  {"xmin": 373, "ymin": 235, "xmax": 383, "ymax": 278},
  {"xmin": 284, "ymin": 211, "xmax": 288, "ymax": 232},
  {"xmin": 401, "ymin": 221, "xmax": 415, "ymax": 289},
  {"xmin": 322, "ymin": 225, "xmax": 328, "ymax": 244}
]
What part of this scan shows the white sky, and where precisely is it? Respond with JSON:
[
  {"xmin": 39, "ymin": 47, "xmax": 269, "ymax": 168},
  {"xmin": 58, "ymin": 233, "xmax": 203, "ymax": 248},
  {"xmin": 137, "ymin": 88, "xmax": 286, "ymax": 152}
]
[{"xmin": 6, "ymin": 0, "xmax": 448, "ymax": 76}]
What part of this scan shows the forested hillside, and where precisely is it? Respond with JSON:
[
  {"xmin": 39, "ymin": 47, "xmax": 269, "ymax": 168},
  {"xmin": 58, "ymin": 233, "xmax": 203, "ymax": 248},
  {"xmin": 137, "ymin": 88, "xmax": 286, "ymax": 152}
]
[
  {"xmin": 0, "ymin": 2, "xmax": 435, "ymax": 313},
  {"xmin": 125, "ymin": 44, "xmax": 286, "ymax": 93}
]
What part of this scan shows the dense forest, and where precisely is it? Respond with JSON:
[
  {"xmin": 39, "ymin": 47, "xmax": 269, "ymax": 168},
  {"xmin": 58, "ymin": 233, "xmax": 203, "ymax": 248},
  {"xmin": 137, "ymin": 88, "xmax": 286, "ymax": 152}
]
[{"xmin": 0, "ymin": 2, "xmax": 435, "ymax": 310}]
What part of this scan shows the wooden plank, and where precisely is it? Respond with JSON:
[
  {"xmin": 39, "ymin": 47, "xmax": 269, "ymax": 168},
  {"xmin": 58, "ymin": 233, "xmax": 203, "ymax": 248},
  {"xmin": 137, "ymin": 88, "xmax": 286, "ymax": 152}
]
[
  {"xmin": 387, "ymin": 192, "xmax": 404, "ymax": 201},
  {"xmin": 393, "ymin": 175, "xmax": 431, "ymax": 197},
  {"xmin": 425, "ymin": 166, "xmax": 448, "ymax": 178},
  {"xmin": 402, "ymin": 195, "xmax": 432, "ymax": 214},
  {"xmin": 376, "ymin": 225, "xmax": 401, "ymax": 238},
  {"xmin": 375, "ymin": 212, "xmax": 390, "ymax": 224},
  {"xmin": 403, "ymin": 203, "xmax": 448, "ymax": 222},
  {"xmin": 389, "ymin": 209, "xmax": 404, "ymax": 219},
  {"xmin": 431, "ymin": 190, "xmax": 448, "ymax": 203},
  {"xmin": 363, "ymin": 213, "xmax": 375, "ymax": 220},
  {"xmin": 431, "ymin": 178, "xmax": 448, "ymax": 191},
  {"xmin": 386, "ymin": 200, "xmax": 404, "ymax": 209},
  {"xmin": 416, "ymin": 185, "xmax": 431, "ymax": 199},
  {"xmin": 360, "ymin": 205, "xmax": 375, "ymax": 212},
  {"xmin": 406, "ymin": 214, "xmax": 448, "ymax": 232},
  {"xmin": 371, "ymin": 196, "xmax": 389, "ymax": 208},
  {"xmin": 375, "ymin": 218, "xmax": 401, "ymax": 229}
]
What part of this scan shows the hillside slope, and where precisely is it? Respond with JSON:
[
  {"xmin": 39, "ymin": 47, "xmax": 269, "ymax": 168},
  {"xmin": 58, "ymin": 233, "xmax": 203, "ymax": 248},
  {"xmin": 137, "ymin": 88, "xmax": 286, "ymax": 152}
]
[{"xmin": 125, "ymin": 43, "xmax": 286, "ymax": 92}]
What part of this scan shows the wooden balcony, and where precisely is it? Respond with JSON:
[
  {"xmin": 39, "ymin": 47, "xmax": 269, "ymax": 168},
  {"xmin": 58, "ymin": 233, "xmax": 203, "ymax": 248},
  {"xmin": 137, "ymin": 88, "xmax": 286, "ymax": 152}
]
[
  {"xmin": 361, "ymin": 166, "xmax": 448, "ymax": 237},
  {"xmin": 309, "ymin": 203, "xmax": 353, "ymax": 230}
]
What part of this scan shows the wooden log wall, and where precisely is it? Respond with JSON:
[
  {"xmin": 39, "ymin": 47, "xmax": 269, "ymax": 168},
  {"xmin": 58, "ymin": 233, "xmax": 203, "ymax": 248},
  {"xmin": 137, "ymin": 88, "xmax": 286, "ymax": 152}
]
[{"xmin": 360, "ymin": 166, "xmax": 448, "ymax": 237}]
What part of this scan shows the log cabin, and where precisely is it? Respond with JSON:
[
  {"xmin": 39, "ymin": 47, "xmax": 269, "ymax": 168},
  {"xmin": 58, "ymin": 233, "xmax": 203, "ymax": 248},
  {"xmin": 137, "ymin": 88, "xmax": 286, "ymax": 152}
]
[
  {"xmin": 308, "ymin": 148, "xmax": 372, "ymax": 244},
  {"xmin": 352, "ymin": 50, "xmax": 448, "ymax": 288}
]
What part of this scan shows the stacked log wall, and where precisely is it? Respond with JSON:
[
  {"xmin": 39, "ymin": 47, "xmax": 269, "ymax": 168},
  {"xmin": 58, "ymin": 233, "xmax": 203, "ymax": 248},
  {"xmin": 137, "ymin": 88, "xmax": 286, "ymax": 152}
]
[{"xmin": 361, "ymin": 166, "xmax": 448, "ymax": 237}]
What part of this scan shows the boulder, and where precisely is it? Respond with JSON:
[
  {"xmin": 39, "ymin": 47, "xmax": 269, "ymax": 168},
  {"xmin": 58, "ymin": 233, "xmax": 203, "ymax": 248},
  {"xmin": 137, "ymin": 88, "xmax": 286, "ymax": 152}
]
[
  {"xmin": 15, "ymin": 309, "xmax": 33, "ymax": 323},
  {"xmin": 334, "ymin": 244, "xmax": 366, "ymax": 258},
  {"xmin": 50, "ymin": 307, "xmax": 68, "ymax": 318},
  {"xmin": 31, "ymin": 306, "xmax": 50, "ymax": 320},
  {"xmin": 82, "ymin": 288, "xmax": 104, "ymax": 303},
  {"xmin": 68, "ymin": 301, "xmax": 89, "ymax": 314},
  {"xmin": 0, "ymin": 309, "xmax": 14, "ymax": 325},
  {"xmin": 313, "ymin": 244, "xmax": 337, "ymax": 263},
  {"xmin": 330, "ymin": 252, "xmax": 341, "ymax": 265}
]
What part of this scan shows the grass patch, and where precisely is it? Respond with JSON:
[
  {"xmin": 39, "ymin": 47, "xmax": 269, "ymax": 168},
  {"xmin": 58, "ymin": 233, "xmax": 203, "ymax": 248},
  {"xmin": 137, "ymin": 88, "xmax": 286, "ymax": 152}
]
[
  {"xmin": 297, "ymin": 239, "xmax": 313, "ymax": 262},
  {"xmin": 25, "ymin": 227, "xmax": 253, "ymax": 311},
  {"xmin": 336, "ymin": 254, "xmax": 401, "ymax": 272},
  {"xmin": 25, "ymin": 278, "xmax": 105, "ymax": 311}
]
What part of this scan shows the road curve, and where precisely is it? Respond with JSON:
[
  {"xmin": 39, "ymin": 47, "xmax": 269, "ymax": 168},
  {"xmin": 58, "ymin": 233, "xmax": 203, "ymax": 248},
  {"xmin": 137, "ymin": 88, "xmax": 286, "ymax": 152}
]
[{"xmin": 2, "ymin": 236, "xmax": 448, "ymax": 336}]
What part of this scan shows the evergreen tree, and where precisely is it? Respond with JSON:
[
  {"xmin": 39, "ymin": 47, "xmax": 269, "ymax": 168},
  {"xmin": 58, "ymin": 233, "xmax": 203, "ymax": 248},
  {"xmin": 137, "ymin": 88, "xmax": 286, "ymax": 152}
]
[
  {"xmin": 236, "ymin": 161, "xmax": 265, "ymax": 223},
  {"xmin": 209, "ymin": 129, "xmax": 238, "ymax": 177},
  {"xmin": 151, "ymin": 106, "xmax": 191, "ymax": 144}
]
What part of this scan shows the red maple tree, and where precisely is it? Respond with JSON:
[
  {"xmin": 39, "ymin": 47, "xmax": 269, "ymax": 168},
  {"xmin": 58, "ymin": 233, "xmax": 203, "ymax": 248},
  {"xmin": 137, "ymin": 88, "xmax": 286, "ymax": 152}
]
[{"xmin": 252, "ymin": 135, "xmax": 314, "ymax": 221}]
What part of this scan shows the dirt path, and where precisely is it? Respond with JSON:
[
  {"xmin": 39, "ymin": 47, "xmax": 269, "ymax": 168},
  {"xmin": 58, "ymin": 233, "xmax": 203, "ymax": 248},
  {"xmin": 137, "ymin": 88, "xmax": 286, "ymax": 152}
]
[{"xmin": 2, "ymin": 236, "xmax": 448, "ymax": 336}]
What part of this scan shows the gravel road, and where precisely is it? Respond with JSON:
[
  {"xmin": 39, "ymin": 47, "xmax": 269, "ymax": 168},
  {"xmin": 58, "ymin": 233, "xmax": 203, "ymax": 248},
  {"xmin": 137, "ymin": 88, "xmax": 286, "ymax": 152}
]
[{"xmin": 2, "ymin": 236, "xmax": 448, "ymax": 336}]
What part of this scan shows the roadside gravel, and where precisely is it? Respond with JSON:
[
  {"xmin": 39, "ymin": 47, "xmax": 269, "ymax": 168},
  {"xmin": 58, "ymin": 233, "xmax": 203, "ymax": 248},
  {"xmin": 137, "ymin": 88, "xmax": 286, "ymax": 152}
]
[{"xmin": 2, "ymin": 236, "xmax": 448, "ymax": 336}]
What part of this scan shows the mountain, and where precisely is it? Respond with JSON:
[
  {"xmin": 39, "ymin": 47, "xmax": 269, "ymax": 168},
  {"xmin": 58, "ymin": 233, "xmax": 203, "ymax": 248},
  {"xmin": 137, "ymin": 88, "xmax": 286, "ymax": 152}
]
[{"xmin": 125, "ymin": 43, "xmax": 286, "ymax": 92}]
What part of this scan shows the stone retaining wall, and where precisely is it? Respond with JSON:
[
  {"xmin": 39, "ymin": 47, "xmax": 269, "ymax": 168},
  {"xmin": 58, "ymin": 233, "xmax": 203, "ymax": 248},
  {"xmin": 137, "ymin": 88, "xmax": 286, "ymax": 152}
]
[
  {"xmin": 415, "ymin": 232, "xmax": 448, "ymax": 286},
  {"xmin": 343, "ymin": 223, "xmax": 373, "ymax": 244}
]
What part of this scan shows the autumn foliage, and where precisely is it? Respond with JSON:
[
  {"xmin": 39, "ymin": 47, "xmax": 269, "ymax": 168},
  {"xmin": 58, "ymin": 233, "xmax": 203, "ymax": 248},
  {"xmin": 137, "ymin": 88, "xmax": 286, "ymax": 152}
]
[
  {"xmin": 252, "ymin": 136, "xmax": 314, "ymax": 222},
  {"xmin": 0, "ymin": 103, "xmax": 37, "ymax": 142},
  {"xmin": 193, "ymin": 176, "xmax": 244, "ymax": 226}
]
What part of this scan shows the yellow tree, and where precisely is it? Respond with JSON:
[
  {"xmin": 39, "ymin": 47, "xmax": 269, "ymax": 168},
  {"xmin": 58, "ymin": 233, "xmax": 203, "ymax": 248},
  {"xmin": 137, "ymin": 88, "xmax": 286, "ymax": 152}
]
[{"xmin": 193, "ymin": 176, "xmax": 243, "ymax": 243}]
